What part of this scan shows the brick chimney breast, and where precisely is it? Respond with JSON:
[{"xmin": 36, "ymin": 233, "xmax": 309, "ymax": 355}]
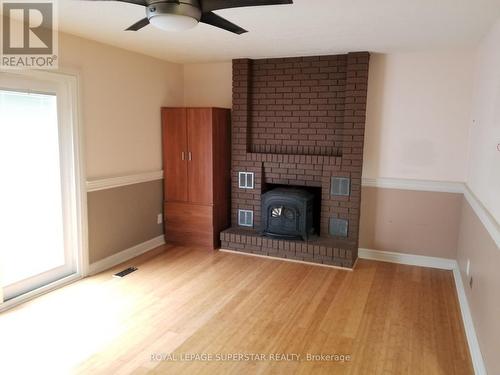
[{"xmin": 221, "ymin": 52, "xmax": 370, "ymax": 269}]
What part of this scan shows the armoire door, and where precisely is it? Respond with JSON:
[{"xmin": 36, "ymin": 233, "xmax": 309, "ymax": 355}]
[
  {"xmin": 187, "ymin": 108, "xmax": 213, "ymax": 204},
  {"xmin": 162, "ymin": 108, "xmax": 188, "ymax": 202}
]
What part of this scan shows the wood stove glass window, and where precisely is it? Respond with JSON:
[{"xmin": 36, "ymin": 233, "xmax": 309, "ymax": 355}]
[{"xmin": 269, "ymin": 205, "xmax": 299, "ymax": 233}]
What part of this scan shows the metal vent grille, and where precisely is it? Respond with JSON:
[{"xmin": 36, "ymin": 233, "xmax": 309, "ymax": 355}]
[
  {"xmin": 329, "ymin": 218, "xmax": 349, "ymax": 237},
  {"xmin": 238, "ymin": 209, "xmax": 254, "ymax": 227},
  {"xmin": 113, "ymin": 267, "xmax": 137, "ymax": 278},
  {"xmin": 331, "ymin": 177, "xmax": 350, "ymax": 196},
  {"xmin": 238, "ymin": 172, "xmax": 254, "ymax": 189}
]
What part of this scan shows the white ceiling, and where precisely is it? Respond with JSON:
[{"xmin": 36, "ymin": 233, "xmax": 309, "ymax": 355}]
[{"xmin": 58, "ymin": 0, "xmax": 500, "ymax": 63}]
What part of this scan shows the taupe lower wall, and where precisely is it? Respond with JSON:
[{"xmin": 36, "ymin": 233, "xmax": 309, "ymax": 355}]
[
  {"xmin": 87, "ymin": 180, "xmax": 164, "ymax": 263},
  {"xmin": 359, "ymin": 186, "xmax": 462, "ymax": 258},
  {"xmin": 86, "ymin": 179, "xmax": 464, "ymax": 262},
  {"xmin": 457, "ymin": 198, "xmax": 500, "ymax": 375},
  {"xmin": 86, "ymin": 182, "xmax": 462, "ymax": 263}
]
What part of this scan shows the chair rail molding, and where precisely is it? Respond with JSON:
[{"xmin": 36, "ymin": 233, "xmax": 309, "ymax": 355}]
[
  {"xmin": 86, "ymin": 170, "xmax": 164, "ymax": 192},
  {"xmin": 463, "ymin": 185, "xmax": 500, "ymax": 249},
  {"xmin": 361, "ymin": 177, "xmax": 464, "ymax": 193}
]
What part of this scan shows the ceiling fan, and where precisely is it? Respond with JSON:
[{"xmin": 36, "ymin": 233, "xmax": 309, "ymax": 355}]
[{"xmin": 84, "ymin": 0, "xmax": 294, "ymax": 34}]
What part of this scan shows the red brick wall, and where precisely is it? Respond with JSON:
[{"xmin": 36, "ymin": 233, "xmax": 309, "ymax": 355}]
[
  {"xmin": 249, "ymin": 55, "xmax": 347, "ymax": 156},
  {"xmin": 224, "ymin": 52, "xmax": 370, "ymax": 268}
]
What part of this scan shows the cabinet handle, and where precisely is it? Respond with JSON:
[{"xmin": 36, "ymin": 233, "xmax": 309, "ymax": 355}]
[
  {"xmin": 181, "ymin": 152, "xmax": 185, "ymax": 161},
  {"xmin": 188, "ymin": 152, "xmax": 192, "ymax": 161}
]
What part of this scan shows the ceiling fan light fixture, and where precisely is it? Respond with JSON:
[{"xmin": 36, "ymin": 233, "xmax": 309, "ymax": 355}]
[
  {"xmin": 146, "ymin": 2, "xmax": 201, "ymax": 32},
  {"xmin": 149, "ymin": 14, "xmax": 198, "ymax": 31},
  {"xmin": 88, "ymin": 0, "xmax": 293, "ymax": 34}
]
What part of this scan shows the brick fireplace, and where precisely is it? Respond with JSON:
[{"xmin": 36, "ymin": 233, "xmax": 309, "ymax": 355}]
[{"xmin": 220, "ymin": 52, "xmax": 370, "ymax": 268}]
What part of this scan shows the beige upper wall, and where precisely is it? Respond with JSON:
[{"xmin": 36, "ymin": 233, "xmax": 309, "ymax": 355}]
[
  {"xmin": 181, "ymin": 52, "xmax": 475, "ymax": 182},
  {"xmin": 468, "ymin": 19, "xmax": 500, "ymax": 224},
  {"xmin": 55, "ymin": 36, "xmax": 481, "ymax": 189},
  {"xmin": 70, "ymin": 48, "xmax": 475, "ymax": 183},
  {"xmin": 59, "ymin": 33, "xmax": 184, "ymax": 179},
  {"xmin": 183, "ymin": 62, "xmax": 233, "ymax": 108},
  {"xmin": 364, "ymin": 51, "xmax": 474, "ymax": 182}
]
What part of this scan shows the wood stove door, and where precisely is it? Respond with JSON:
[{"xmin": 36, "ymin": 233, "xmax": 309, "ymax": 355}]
[{"xmin": 268, "ymin": 205, "xmax": 300, "ymax": 236}]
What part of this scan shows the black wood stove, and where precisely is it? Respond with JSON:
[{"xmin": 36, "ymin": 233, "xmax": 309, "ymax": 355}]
[{"xmin": 261, "ymin": 187, "xmax": 314, "ymax": 240}]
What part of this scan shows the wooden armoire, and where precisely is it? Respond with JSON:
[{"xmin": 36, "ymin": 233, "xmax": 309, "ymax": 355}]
[{"xmin": 162, "ymin": 107, "xmax": 231, "ymax": 249}]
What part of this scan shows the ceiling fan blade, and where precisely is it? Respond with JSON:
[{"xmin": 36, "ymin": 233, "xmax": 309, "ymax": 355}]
[
  {"xmin": 82, "ymin": 0, "xmax": 147, "ymax": 5},
  {"xmin": 201, "ymin": 0, "xmax": 292, "ymax": 12},
  {"xmin": 125, "ymin": 17, "xmax": 150, "ymax": 31},
  {"xmin": 200, "ymin": 12, "xmax": 247, "ymax": 34}
]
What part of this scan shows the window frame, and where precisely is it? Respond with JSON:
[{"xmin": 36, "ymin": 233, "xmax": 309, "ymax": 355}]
[{"xmin": 0, "ymin": 69, "xmax": 87, "ymax": 310}]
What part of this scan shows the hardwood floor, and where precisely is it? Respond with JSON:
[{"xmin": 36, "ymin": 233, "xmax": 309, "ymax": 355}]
[{"xmin": 0, "ymin": 245, "xmax": 473, "ymax": 375}]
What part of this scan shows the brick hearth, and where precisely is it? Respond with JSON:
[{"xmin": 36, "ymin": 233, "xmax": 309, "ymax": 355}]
[{"xmin": 221, "ymin": 52, "xmax": 370, "ymax": 268}]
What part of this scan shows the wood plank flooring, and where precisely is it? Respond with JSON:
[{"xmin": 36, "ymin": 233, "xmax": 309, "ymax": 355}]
[{"xmin": 0, "ymin": 245, "xmax": 473, "ymax": 375}]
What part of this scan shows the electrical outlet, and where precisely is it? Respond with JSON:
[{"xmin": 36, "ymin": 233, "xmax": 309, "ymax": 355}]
[
  {"xmin": 157, "ymin": 213, "xmax": 163, "ymax": 225},
  {"xmin": 466, "ymin": 259, "xmax": 471, "ymax": 276},
  {"xmin": 469, "ymin": 276, "xmax": 473, "ymax": 289}
]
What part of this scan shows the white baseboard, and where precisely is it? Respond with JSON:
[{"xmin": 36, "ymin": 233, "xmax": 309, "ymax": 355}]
[
  {"xmin": 359, "ymin": 248, "xmax": 486, "ymax": 375},
  {"xmin": 452, "ymin": 267, "xmax": 487, "ymax": 375},
  {"xmin": 358, "ymin": 248, "xmax": 456, "ymax": 270},
  {"xmin": 88, "ymin": 235, "xmax": 166, "ymax": 275}
]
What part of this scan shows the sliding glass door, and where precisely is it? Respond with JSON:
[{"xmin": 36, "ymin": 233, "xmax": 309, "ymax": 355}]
[{"xmin": 0, "ymin": 73, "xmax": 81, "ymax": 302}]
